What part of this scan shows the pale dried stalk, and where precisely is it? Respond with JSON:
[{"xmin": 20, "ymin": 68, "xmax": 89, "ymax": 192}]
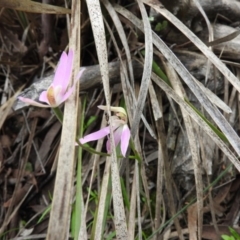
[
  {"xmin": 91, "ymin": 102, "xmax": 111, "ymax": 240},
  {"xmin": 131, "ymin": 0, "xmax": 153, "ymax": 138},
  {"xmin": 94, "ymin": 158, "xmax": 111, "ymax": 240},
  {"xmin": 46, "ymin": 0, "xmax": 81, "ymax": 239},
  {"xmin": 152, "ymin": 88, "xmax": 165, "ymax": 239},
  {"xmin": 86, "ymin": 0, "xmax": 128, "ymax": 239},
  {"xmin": 101, "ymin": 0, "xmax": 134, "ymax": 86}
]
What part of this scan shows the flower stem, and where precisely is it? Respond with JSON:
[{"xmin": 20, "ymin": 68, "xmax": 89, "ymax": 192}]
[{"xmin": 52, "ymin": 107, "xmax": 63, "ymax": 123}]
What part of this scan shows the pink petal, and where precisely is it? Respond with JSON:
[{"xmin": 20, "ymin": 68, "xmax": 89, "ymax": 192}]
[
  {"xmin": 18, "ymin": 97, "xmax": 50, "ymax": 108},
  {"xmin": 80, "ymin": 126, "xmax": 110, "ymax": 144},
  {"xmin": 120, "ymin": 125, "xmax": 130, "ymax": 157},
  {"xmin": 62, "ymin": 50, "xmax": 74, "ymax": 92},
  {"xmin": 51, "ymin": 51, "xmax": 68, "ymax": 88},
  {"xmin": 114, "ymin": 126, "xmax": 123, "ymax": 146},
  {"xmin": 106, "ymin": 126, "xmax": 123, "ymax": 153},
  {"xmin": 39, "ymin": 91, "xmax": 49, "ymax": 104},
  {"xmin": 51, "ymin": 51, "xmax": 74, "ymax": 95},
  {"xmin": 60, "ymin": 87, "xmax": 74, "ymax": 104},
  {"xmin": 58, "ymin": 68, "xmax": 85, "ymax": 105},
  {"xmin": 52, "ymin": 86, "xmax": 64, "ymax": 106}
]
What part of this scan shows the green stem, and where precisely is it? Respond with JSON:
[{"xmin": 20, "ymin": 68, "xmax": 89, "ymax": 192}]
[{"xmin": 52, "ymin": 107, "xmax": 63, "ymax": 123}]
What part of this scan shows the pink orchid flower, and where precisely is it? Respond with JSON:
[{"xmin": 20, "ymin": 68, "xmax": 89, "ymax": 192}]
[
  {"xmin": 80, "ymin": 105, "xmax": 131, "ymax": 157},
  {"xmin": 18, "ymin": 50, "xmax": 85, "ymax": 108}
]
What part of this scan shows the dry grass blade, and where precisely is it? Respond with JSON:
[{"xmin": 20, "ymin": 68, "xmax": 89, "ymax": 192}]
[
  {"xmin": 86, "ymin": 0, "xmax": 128, "ymax": 238},
  {"xmin": 154, "ymin": 112, "xmax": 165, "ymax": 239},
  {"xmin": 192, "ymin": 0, "xmax": 213, "ymax": 43},
  {"xmin": 128, "ymin": 164, "xmax": 137, "ymax": 240},
  {"xmin": 148, "ymin": 80, "xmax": 162, "ymax": 121},
  {"xmin": 46, "ymin": 0, "xmax": 81, "ymax": 239},
  {"xmin": 115, "ymin": 3, "xmax": 240, "ymax": 163},
  {"xmin": 166, "ymin": 63, "xmax": 203, "ymax": 239},
  {"xmin": 0, "ymin": 0, "xmax": 71, "ymax": 14},
  {"xmin": 207, "ymin": 30, "xmax": 240, "ymax": 47},
  {"xmin": 131, "ymin": 0, "xmax": 153, "ymax": 138},
  {"xmin": 94, "ymin": 159, "xmax": 111, "ymax": 240},
  {"xmin": 192, "ymin": 0, "xmax": 213, "ymax": 85},
  {"xmin": 78, "ymin": 199, "xmax": 87, "ymax": 240},
  {"xmin": 101, "ymin": 0, "xmax": 135, "ymax": 86},
  {"xmin": 85, "ymin": 115, "xmax": 109, "ymax": 240}
]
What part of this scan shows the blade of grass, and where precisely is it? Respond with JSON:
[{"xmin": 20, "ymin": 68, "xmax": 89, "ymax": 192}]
[
  {"xmin": 130, "ymin": 0, "xmax": 153, "ymax": 138},
  {"xmin": 93, "ymin": 158, "xmax": 111, "ymax": 240},
  {"xmin": 165, "ymin": 62, "xmax": 203, "ymax": 240},
  {"xmin": 85, "ymin": 0, "xmax": 128, "ymax": 238},
  {"xmin": 101, "ymin": 0, "xmax": 134, "ymax": 86}
]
